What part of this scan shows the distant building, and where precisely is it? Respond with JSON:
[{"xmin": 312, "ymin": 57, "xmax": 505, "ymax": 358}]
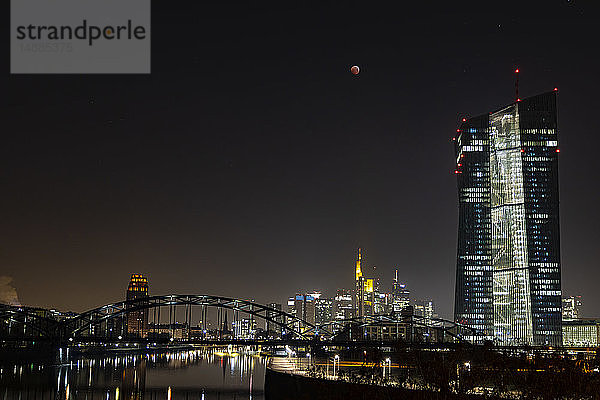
[
  {"xmin": 562, "ymin": 319, "xmax": 600, "ymax": 347},
  {"xmin": 333, "ymin": 289, "xmax": 354, "ymax": 322},
  {"xmin": 353, "ymin": 249, "xmax": 377, "ymax": 317},
  {"xmin": 126, "ymin": 274, "xmax": 149, "ymax": 338},
  {"xmin": 373, "ymin": 292, "xmax": 391, "ymax": 315},
  {"xmin": 287, "ymin": 294, "xmax": 315, "ymax": 334},
  {"xmin": 562, "ymin": 296, "xmax": 583, "ymax": 320},
  {"xmin": 233, "ymin": 318, "xmax": 256, "ymax": 339},
  {"xmin": 189, "ymin": 325, "xmax": 206, "ymax": 340},
  {"xmin": 304, "ymin": 295, "xmax": 315, "ymax": 326},
  {"xmin": 148, "ymin": 322, "xmax": 188, "ymax": 340},
  {"xmin": 414, "ymin": 299, "xmax": 436, "ymax": 326},
  {"xmin": 363, "ymin": 278, "xmax": 375, "ymax": 316},
  {"xmin": 391, "ymin": 270, "xmax": 410, "ymax": 313},
  {"xmin": 355, "ymin": 248, "xmax": 365, "ymax": 317},
  {"xmin": 314, "ymin": 296, "xmax": 333, "ymax": 326}
]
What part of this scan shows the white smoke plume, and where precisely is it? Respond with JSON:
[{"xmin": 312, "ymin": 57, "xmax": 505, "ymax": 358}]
[{"xmin": 0, "ymin": 276, "xmax": 20, "ymax": 306}]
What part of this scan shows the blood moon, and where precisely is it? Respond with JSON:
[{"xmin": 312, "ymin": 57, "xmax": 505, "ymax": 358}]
[{"xmin": 350, "ymin": 65, "xmax": 360, "ymax": 75}]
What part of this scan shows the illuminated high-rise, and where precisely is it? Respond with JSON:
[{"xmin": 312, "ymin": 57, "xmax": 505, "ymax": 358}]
[
  {"xmin": 126, "ymin": 274, "xmax": 149, "ymax": 338},
  {"xmin": 355, "ymin": 248, "xmax": 364, "ymax": 317},
  {"xmin": 334, "ymin": 289, "xmax": 353, "ymax": 322},
  {"xmin": 353, "ymin": 248, "xmax": 376, "ymax": 317},
  {"xmin": 454, "ymin": 91, "xmax": 562, "ymax": 346},
  {"xmin": 307, "ymin": 291, "xmax": 334, "ymax": 326},
  {"xmin": 391, "ymin": 269, "xmax": 410, "ymax": 313},
  {"xmin": 287, "ymin": 294, "xmax": 315, "ymax": 333}
]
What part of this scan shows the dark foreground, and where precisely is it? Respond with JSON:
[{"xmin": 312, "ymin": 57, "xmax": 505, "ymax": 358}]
[{"xmin": 265, "ymin": 368, "xmax": 491, "ymax": 400}]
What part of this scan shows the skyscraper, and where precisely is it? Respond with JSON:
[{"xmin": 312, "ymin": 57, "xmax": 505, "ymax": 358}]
[
  {"xmin": 414, "ymin": 299, "xmax": 435, "ymax": 326},
  {"xmin": 391, "ymin": 269, "xmax": 410, "ymax": 313},
  {"xmin": 334, "ymin": 289, "xmax": 354, "ymax": 322},
  {"xmin": 307, "ymin": 291, "xmax": 334, "ymax": 326},
  {"xmin": 287, "ymin": 294, "xmax": 315, "ymax": 333},
  {"xmin": 353, "ymin": 248, "xmax": 376, "ymax": 317},
  {"xmin": 126, "ymin": 274, "xmax": 149, "ymax": 338},
  {"xmin": 355, "ymin": 248, "xmax": 364, "ymax": 317},
  {"xmin": 454, "ymin": 91, "xmax": 562, "ymax": 346}
]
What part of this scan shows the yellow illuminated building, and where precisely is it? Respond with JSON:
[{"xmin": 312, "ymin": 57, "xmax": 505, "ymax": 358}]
[
  {"xmin": 126, "ymin": 274, "xmax": 149, "ymax": 338},
  {"xmin": 364, "ymin": 278, "xmax": 373, "ymax": 293},
  {"xmin": 355, "ymin": 248, "xmax": 362, "ymax": 281}
]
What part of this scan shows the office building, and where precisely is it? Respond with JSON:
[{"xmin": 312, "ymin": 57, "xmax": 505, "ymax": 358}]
[
  {"xmin": 126, "ymin": 274, "xmax": 149, "ymax": 338},
  {"xmin": 334, "ymin": 289, "xmax": 354, "ymax": 322},
  {"xmin": 315, "ymin": 296, "xmax": 333, "ymax": 326},
  {"xmin": 233, "ymin": 318, "xmax": 256, "ymax": 339},
  {"xmin": 454, "ymin": 91, "xmax": 562, "ymax": 346},
  {"xmin": 414, "ymin": 299, "xmax": 436, "ymax": 326},
  {"xmin": 562, "ymin": 319, "xmax": 600, "ymax": 347},
  {"xmin": 562, "ymin": 296, "xmax": 583, "ymax": 320},
  {"xmin": 287, "ymin": 293, "xmax": 315, "ymax": 333},
  {"xmin": 392, "ymin": 270, "xmax": 410, "ymax": 313}
]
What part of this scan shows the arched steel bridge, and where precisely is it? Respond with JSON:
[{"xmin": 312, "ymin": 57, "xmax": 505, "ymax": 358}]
[
  {"xmin": 1, "ymin": 295, "xmax": 483, "ymax": 344},
  {"xmin": 0, "ymin": 295, "xmax": 323, "ymax": 341},
  {"xmin": 322, "ymin": 313, "xmax": 482, "ymax": 343},
  {"xmin": 63, "ymin": 294, "xmax": 326, "ymax": 340}
]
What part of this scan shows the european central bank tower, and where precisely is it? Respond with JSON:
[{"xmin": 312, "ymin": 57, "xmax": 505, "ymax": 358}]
[{"xmin": 454, "ymin": 91, "xmax": 562, "ymax": 346}]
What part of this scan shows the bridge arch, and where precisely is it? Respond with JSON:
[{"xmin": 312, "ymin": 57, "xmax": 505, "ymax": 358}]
[
  {"xmin": 61, "ymin": 294, "xmax": 328, "ymax": 340},
  {"xmin": 319, "ymin": 313, "xmax": 483, "ymax": 344},
  {"xmin": 0, "ymin": 305, "xmax": 59, "ymax": 338}
]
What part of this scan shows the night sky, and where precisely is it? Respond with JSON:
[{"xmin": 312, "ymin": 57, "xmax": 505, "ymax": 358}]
[{"xmin": 2, "ymin": 1, "xmax": 599, "ymax": 319}]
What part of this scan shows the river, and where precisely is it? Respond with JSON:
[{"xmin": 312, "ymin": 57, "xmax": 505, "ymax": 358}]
[{"xmin": 0, "ymin": 347, "xmax": 266, "ymax": 400}]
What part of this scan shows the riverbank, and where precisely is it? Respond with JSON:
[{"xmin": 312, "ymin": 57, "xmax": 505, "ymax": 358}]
[{"xmin": 264, "ymin": 368, "xmax": 492, "ymax": 400}]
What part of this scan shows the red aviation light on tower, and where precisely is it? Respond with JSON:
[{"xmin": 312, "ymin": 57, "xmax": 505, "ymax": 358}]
[
  {"xmin": 556, "ymin": 149, "xmax": 561, "ymax": 153},
  {"xmin": 515, "ymin": 68, "xmax": 520, "ymax": 101},
  {"xmin": 554, "ymin": 87, "xmax": 559, "ymax": 92},
  {"xmin": 462, "ymin": 118, "xmax": 467, "ymax": 122}
]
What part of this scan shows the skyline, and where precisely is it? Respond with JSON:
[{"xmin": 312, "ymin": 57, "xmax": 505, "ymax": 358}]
[{"xmin": 2, "ymin": 1, "xmax": 600, "ymax": 320}]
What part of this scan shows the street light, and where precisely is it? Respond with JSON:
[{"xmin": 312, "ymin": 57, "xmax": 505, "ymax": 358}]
[
  {"xmin": 333, "ymin": 354, "xmax": 340, "ymax": 377},
  {"xmin": 383, "ymin": 358, "xmax": 391, "ymax": 379}
]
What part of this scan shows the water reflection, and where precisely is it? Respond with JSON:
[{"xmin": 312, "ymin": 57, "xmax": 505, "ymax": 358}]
[{"xmin": 0, "ymin": 348, "xmax": 266, "ymax": 400}]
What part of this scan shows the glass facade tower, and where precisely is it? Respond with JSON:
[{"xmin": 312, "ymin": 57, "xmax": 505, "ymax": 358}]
[
  {"xmin": 454, "ymin": 91, "xmax": 562, "ymax": 346},
  {"xmin": 454, "ymin": 114, "xmax": 494, "ymax": 341}
]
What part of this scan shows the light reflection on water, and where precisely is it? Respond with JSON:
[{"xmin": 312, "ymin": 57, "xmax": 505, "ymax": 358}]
[{"xmin": 0, "ymin": 348, "xmax": 266, "ymax": 400}]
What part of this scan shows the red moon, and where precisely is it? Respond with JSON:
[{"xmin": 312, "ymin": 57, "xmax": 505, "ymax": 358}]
[{"xmin": 350, "ymin": 65, "xmax": 360, "ymax": 75}]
